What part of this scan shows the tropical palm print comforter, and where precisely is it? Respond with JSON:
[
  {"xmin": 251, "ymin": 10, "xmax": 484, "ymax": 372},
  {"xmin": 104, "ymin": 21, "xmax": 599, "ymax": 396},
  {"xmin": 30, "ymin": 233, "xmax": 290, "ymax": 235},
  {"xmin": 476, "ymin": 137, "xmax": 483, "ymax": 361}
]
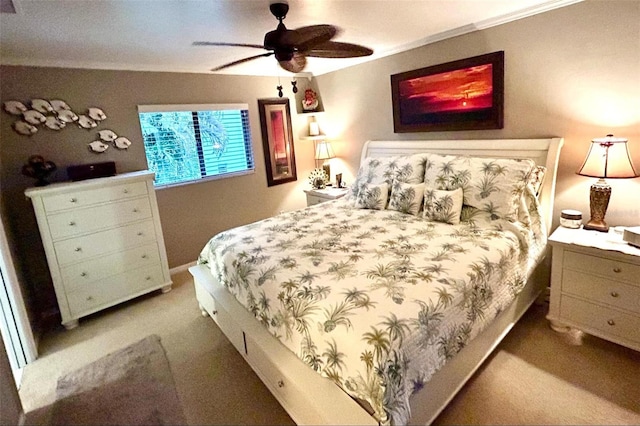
[{"xmin": 198, "ymin": 195, "xmax": 546, "ymax": 425}]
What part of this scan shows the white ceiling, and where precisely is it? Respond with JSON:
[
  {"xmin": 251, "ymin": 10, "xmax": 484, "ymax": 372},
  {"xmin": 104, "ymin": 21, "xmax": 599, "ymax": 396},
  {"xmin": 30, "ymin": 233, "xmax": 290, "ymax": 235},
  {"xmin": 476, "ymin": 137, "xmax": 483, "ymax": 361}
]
[{"xmin": 0, "ymin": 0, "xmax": 581, "ymax": 77}]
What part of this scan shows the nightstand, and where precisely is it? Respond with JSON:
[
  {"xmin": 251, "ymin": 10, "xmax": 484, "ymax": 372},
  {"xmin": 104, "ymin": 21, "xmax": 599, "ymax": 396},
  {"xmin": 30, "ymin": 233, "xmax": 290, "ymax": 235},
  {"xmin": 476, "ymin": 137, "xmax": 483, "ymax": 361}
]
[
  {"xmin": 304, "ymin": 187, "xmax": 347, "ymax": 206},
  {"xmin": 547, "ymin": 226, "xmax": 640, "ymax": 351}
]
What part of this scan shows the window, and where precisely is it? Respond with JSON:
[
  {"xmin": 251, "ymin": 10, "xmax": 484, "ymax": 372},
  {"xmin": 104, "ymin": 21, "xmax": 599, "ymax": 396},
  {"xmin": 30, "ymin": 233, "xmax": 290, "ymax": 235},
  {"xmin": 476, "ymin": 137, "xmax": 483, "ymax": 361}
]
[{"xmin": 137, "ymin": 104, "xmax": 255, "ymax": 187}]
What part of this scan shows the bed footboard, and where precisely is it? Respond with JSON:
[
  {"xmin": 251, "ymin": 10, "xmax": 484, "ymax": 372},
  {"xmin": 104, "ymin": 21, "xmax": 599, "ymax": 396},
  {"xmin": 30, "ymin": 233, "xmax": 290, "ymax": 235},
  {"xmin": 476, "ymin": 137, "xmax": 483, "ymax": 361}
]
[{"xmin": 190, "ymin": 264, "xmax": 378, "ymax": 426}]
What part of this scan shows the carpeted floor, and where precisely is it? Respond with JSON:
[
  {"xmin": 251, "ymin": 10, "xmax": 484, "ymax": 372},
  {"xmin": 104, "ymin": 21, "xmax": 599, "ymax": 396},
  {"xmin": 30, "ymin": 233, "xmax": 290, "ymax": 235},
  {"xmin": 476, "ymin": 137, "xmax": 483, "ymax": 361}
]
[{"xmin": 20, "ymin": 269, "xmax": 640, "ymax": 425}]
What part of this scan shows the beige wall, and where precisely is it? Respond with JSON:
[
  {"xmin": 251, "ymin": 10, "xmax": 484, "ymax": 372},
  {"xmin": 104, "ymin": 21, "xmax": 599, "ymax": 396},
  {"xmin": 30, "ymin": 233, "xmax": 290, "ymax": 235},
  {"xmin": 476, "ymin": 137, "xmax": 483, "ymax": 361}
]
[
  {"xmin": 316, "ymin": 0, "xmax": 640, "ymax": 229},
  {"xmin": 1, "ymin": 67, "xmax": 316, "ymax": 327}
]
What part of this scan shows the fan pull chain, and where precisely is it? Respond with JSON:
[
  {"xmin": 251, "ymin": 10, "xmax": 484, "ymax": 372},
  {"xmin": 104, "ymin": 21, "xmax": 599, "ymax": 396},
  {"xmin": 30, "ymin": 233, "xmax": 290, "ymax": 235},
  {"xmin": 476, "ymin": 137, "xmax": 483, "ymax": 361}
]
[
  {"xmin": 291, "ymin": 79, "xmax": 298, "ymax": 93},
  {"xmin": 276, "ymin": 73, "xmax": 283, "ymax": 97}
]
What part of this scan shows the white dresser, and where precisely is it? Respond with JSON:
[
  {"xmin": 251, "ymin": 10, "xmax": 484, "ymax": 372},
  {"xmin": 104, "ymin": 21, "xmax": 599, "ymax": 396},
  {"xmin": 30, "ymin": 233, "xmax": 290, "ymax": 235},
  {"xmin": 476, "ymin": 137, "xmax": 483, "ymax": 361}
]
[
  {"xmin": 25, "ymin": 171, "xmax": 172, "ymax": 329},
  {"xmin": 547, "ymin": 227, "xmax": 640, "ymax": 351}
]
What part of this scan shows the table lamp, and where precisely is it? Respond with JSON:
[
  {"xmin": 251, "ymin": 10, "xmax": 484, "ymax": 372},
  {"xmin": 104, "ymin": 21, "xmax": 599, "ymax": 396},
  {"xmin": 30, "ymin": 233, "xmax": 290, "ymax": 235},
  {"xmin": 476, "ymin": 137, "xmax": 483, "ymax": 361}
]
[
  {"xmin": 576, "ymin": 134, "xmax": 638, "ymax": 232},
  {"xmin": 315, "ymin": 140, "xmax": 335, "ymax": 181}
]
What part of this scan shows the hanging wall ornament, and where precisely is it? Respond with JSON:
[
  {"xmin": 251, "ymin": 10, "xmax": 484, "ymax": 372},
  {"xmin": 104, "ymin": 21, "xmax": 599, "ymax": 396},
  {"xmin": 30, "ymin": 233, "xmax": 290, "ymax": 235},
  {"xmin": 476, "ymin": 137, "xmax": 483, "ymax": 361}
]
[
  {"xmin": 57, "ymin": 109, "xmax": 78, "ymax": 123},
  {"xmin": 277, "ymin": 85, "xmax": 283, "ymax": 98},
  {"xmin": 98, "ymin": 129, "xmax": 118, "ymax": 141},
  {"xmin": 77, "ymin": 115, "xmax": 97, "ymax": 129},
  {"xmin": 88, "ymin": 140, "xmax": 109, "ymax": 153},
  {"xmin": 3, "ymin": 100, "xmax": 28, "ymax": 115},
  {"xmin": 50, "ymin": 99, "xmax": 70, "ymax": 111},
  {"xmin": 13, "ymin": 120, "xmax": 38, "ymax": 135},
  {"xmin": 23, "ymin": 110, "xmax": 47, "ymax": 125},
  {"xmin": 291, "ymin": 79, "xmax": 298, "ymax": 93},
  {"xmin": 87, "ymin": 107, "xmax": 106, "ymax": 121},
  {"xmin": 114, "ymin": 136, "xmax": 131, "ymax": 150},
  {"xmin": 31, "ymin": 99, "xmax": 54, "ymax": 114},
  {"xmin": 44, "ymin": 116, "xmax": 65, "ymax": 130}
]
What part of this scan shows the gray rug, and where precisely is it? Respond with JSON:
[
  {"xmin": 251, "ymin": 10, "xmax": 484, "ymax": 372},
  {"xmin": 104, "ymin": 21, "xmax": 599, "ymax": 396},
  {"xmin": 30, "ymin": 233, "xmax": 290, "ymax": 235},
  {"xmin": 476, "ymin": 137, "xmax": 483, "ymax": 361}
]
[{"xmin": 50, "ymin": 335, "xmax": 187, "ymax": 425}]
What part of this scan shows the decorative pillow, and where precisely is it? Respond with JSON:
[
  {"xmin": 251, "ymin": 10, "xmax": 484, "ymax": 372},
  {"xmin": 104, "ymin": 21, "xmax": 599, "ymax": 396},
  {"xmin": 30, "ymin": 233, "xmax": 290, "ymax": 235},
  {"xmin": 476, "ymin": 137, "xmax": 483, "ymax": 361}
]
[
  {"xmin": 423, "ymin": 153, "xmax": 536, "ymax": 222},
  {"xmin": 347, "ymin": 154, "xmax": 426, "ymax": 201},
  {"xmin": 423, "ymin": 187, "xmax": 464, "ymax": 225},
  {"xmin": 388, "ymin": 182, "xmax": 424, "ymax": 216},
  {"xmin": 528, "ymin": 165, "xmax": 546, "ymax": 197},
  {"xmin": 354, "ymin": 183, "xmax": 389, "ymax": 210}
]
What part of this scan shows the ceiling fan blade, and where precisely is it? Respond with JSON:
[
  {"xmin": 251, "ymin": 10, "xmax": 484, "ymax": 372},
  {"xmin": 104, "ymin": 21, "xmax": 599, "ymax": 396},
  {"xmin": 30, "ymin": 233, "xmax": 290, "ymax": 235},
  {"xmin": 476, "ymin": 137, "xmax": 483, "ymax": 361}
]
[
  {"xmin": 211, "ymin": 52, "xmax": 274, "ymax": 71},
  {"xmin": 278, "ymin": 52, "xmax": 307, "ymax": 73},
  {"xmin": 283, "ymin": 25, "xmax": 337, "ymax": 49},
  {"xmin": 304, "ymin": 41, "xmax": 373, "ymax": 58},
  {"xmin": 193, "ymin": 41, "xmax": 265, "ymax": 50}
]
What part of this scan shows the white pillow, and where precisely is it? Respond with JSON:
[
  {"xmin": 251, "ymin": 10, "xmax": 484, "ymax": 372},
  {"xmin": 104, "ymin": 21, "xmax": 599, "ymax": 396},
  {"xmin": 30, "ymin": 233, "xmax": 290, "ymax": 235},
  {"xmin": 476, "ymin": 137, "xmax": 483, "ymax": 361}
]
[
  {"xmin": 423, "ymin": 187, "xmax": 464, "ymax": 225},
  {"xmin": 347, "ymin": 154, "xmax": 426, "ymax": 201},
  {"xmin": 388, "ymin": 182, "xmax": 424, "ymax": 216},
  {"xmin": 354, "ymin": 183, "xmax": 389, "ymax": 210}
]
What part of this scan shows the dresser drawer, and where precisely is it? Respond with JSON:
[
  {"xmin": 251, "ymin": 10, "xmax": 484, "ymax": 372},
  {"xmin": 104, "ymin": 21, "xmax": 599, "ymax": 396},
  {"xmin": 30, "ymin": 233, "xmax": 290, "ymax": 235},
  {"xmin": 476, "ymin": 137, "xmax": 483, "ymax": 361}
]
[
  {"xmin": 47, "ymin": 197, "xmax": 152, "ymax": 240},
  {"xmin": 563, "ymin": 250, "xmax": 640, "ymax": 286},
  {"xmin": 42, "ymin": 181, "xmax": 148, "ymax": 213},
  {"xmin": 61, "ymin": 243, "xmax": 161, "ymax": 292},
  {"xmin": 54, "ymin": 220, "xmax": 158, "ymax": 265},
  {"xmin": 560, "ymin": 296, "xmax": 640, "ymax": 344},
  {"xmin": 66, "ymin": 264, "xmax": 165, "ymax": 317},
  {"xmin": 562, "ymin": 269, "xmax": 640, "ymax": 314}
]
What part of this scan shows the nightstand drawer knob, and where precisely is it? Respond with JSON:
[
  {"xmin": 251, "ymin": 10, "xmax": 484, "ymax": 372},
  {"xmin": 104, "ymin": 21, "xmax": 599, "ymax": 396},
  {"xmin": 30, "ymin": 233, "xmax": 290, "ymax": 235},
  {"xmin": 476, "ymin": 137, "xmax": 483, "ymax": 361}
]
[
  {"xmin": 86, "ymin": 296, "xmax": 94, "ymax": 302},
  {"xmin": 69, "ymin": 221, "xmax": 76, "ymax": 226},
  {"xmin": 277, "ymin": 380, "xmax": 285, "ymax": 388},
  {"xmin": 610, "ymin": 291, "xmax": 619, "ymax": 298},
  {"xmin": 70, "ymin": 198, "xmax": 77, "ymax": 203},
  {"xmin": 607, "ymin": 319, "xmax": 616, "ymax": 326},
  {"xmin": 613, "ymin": 267, "xmax": 622, "ymax": 273},
  {"xmin": 74, "ymin": 247, "xmax": 82, "ymax": 252},
  {"xmin": 80, "ymin": 272, "xmax": 87, "ymax": 277}
]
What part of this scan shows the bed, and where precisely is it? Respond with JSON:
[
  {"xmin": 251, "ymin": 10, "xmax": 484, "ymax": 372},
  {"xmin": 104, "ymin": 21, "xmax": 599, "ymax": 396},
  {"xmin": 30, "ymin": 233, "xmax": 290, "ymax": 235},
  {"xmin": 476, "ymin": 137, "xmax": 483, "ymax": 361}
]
[{"xmin": 190, "ymin": 138, "xmax": 563, "ymax": 425}]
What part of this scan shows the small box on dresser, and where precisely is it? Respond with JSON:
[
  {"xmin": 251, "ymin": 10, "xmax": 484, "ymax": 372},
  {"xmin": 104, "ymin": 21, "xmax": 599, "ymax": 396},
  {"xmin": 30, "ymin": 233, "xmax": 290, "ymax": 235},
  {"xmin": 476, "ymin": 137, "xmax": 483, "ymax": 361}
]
[
  {"xmin": 547, "ymin": 226, "xmax": 640, "ymax": 351},
  {"xmin": 25, "ymin": 171, "xmax": 172, "ymax": 330}
]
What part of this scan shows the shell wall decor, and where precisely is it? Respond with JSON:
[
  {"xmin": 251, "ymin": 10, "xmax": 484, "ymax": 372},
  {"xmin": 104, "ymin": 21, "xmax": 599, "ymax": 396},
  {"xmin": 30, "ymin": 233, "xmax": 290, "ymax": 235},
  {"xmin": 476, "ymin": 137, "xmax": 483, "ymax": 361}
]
[{"xmin": 3, "ymin": 98, "xmax": 134, "ymax": 155}]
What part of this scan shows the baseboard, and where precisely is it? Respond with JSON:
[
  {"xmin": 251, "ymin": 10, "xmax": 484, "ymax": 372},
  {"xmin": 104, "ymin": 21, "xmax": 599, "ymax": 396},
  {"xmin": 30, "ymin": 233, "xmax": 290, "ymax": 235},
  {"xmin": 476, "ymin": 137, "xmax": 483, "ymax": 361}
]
[{"xmin": 169, "ymin": 261, "xmax": 196, "ymax": 275}]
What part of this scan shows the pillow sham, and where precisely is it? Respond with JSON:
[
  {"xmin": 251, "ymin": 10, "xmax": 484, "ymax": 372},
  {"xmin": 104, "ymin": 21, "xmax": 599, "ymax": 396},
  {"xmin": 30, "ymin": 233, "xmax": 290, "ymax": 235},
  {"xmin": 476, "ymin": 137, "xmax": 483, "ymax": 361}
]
[
  {"xmin": 528, "ymin": 165, "xmax": 546, "ymax": 197},
  {"xmin": 423, "ymin": 187, "xmax": 464, "ymax": 225},
  {"xmin": 423, "ymin": 153, "xmax": 536, "ymax": 222},
  {"xmin": 388, "ymin": 182, "xmax": 424, "ymax": 216},
  {"xmin": 354, "ymin": 183, "xmax": 389, "ymax": 210},
  {"xmin": 347, "ymin": 154, "xmax": 426, "ymax": 201}
]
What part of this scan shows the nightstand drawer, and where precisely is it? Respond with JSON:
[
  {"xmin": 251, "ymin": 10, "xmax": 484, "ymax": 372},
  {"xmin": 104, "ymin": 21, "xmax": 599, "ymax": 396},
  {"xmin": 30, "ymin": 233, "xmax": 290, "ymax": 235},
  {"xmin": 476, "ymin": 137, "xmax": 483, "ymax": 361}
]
[
  {"xmin": 306, "ymin": 195, "xmax": 325, "ymax": 206},
  {"xmin": 562, "ymin": 269, "xmax": 640, "ymax": 314},
  {"xmin": 561, "ymin": 296, "xmax": 640, "ymax": 344},
  {"xmin": 563, "ymin": 250, "xmax": 640, "ymax": 286}
]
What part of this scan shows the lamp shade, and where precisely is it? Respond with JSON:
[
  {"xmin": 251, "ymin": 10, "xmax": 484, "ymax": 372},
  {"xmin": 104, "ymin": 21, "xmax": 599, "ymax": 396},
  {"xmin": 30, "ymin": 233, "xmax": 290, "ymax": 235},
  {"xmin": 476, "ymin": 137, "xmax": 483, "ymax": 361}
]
[
  {"xmin": 315, "ymin": 141, "xmax": 335, "ymax": 160},
  {"xmin": 577, "ymin": 134, "xmax": 639, "ymax": 179}
]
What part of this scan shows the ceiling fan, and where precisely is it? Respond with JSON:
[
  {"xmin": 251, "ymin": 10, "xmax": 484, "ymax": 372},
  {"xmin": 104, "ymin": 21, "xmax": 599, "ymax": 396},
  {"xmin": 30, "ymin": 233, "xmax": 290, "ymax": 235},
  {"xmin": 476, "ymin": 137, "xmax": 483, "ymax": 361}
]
[{"xmin": 193, "ymin": 2, "xmax": 373, "ymax": 73}]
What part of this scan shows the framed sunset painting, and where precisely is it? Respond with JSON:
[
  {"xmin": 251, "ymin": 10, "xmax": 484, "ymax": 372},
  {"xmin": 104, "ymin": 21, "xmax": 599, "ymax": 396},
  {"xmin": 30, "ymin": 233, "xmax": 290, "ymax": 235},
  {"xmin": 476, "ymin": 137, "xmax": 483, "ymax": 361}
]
[
  {"xmin": 258, "ymin": 98, "xmax": 297, "ymax": 186},
  {"xmin": 391, "ymin": 51, "xmax": 504, "ymax": 132}
]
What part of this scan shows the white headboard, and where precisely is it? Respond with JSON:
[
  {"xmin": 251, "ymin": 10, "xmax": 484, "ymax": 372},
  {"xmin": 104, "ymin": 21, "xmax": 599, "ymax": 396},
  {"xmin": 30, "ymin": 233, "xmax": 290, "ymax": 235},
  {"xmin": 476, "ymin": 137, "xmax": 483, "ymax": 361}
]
[{"xmin": 360, "ymin": 138, "xmax": 564, "ymax": 233}]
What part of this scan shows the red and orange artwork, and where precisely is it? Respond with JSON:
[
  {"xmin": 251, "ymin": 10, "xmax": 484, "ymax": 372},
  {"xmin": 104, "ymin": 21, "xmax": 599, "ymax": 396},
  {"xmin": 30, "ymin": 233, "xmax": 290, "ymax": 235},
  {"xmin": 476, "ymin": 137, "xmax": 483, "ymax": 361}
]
[
  {"xmin": 270, "ymin": 110, "xmax": 287, "ymax": 162},
  {"xmin": 399, "ymin": 64, "xmax": 493, "ymax": 115}
]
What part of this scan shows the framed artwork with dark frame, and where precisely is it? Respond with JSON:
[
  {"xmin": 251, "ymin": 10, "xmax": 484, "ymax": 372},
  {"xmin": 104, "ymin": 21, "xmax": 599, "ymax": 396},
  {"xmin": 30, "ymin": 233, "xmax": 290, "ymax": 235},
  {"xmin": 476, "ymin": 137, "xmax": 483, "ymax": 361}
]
[
  {"xmin": 258, "ymin": 98, "xmax": 297, "ymax": 186},
  {"xmin": 391, "ymin": 51, "xmax": 504, "ymax": 133}
]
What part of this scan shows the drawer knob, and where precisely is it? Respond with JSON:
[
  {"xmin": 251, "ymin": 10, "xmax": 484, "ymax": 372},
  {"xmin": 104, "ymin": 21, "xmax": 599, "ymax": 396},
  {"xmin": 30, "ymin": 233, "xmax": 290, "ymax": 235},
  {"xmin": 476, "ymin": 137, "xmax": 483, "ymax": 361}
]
[
  {"xmin": 74, "ymin": 247, "xmax": 82, "ymax": 252},
  {"xmin": 123, "ymin": 189, "xmax": 129, "ymax": 194},
  {"xmin": 70, "ymin": 198, "xmax": 77, "ymax": 203},
  {"xmin": 145, "ymin": 276, "xmax": 152, "ymax": 281},
  {"xmin": 613, "ymin": 267, "xmax": 622, "ymax": 273},
  {"xmin": 610, "ymin": 291, "xmax": 619, "ymax": 298},
  {"xmin": 277, "ymin": 380, "xmax": 285, "ymax": 388},
  {"xmin": 80, "ymin": 272, "xmax": 87, "ymax": 277},
  {"xmin": 141, "ymin": 254, "xmax": 147, "ymax": 259},
  {"xmin": 212, "ymin": 310, "xmax": 218, "ymax": 315},
  {"xmin": 86, "ymin": 296, "xmax": 93, "ymax": 301},
  {"xmin": 607, "ymin": 319, "xmax": 616, "ymax": 326},
  {"xmin": 133, "ymin": 208, "xmax": 139, "ymax": 213},
  {"xmin": 137, "ymin": 232, "xmax": 143, "ymax": 236},
  {"xmin": 69, "ymin": 221, "xmax": 76, "ymax": 226}
]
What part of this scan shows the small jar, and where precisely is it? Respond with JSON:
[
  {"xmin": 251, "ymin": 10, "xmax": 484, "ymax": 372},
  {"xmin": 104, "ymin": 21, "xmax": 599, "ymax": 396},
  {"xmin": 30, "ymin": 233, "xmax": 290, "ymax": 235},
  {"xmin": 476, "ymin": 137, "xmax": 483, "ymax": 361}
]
[{"xmin": 560, "ymin": 209, "xmax": 582, "ymax": 229}]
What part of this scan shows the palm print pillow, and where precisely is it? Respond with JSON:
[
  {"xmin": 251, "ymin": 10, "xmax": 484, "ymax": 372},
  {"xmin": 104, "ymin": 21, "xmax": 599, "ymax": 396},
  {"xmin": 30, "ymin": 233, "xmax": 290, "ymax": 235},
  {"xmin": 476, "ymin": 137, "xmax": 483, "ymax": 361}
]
[
  {"xmin": 388, "ymin": 182, "xmax": 424, "ymax": 216},
  {"xmin": 347, "ymin": 154, "xmax": 426, "ymax": 201},
  {"xmin": 354, "ymin": 183, "xmax": 389, "ymax": 210},
  {"xmin": 423, "ymin": 154, "xmax": 536, "ymax": 222},
  {"xmin": 423, "ymin": 187, "xmax": 464, "ymax": 224}
]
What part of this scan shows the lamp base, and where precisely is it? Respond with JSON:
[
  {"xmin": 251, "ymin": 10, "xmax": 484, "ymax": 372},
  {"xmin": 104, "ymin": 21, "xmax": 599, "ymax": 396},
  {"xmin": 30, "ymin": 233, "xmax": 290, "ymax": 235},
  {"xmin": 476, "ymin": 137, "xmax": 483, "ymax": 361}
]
[{"xmin": 585, "ymin": 178, "xmax": 611, "ymax": 233}]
